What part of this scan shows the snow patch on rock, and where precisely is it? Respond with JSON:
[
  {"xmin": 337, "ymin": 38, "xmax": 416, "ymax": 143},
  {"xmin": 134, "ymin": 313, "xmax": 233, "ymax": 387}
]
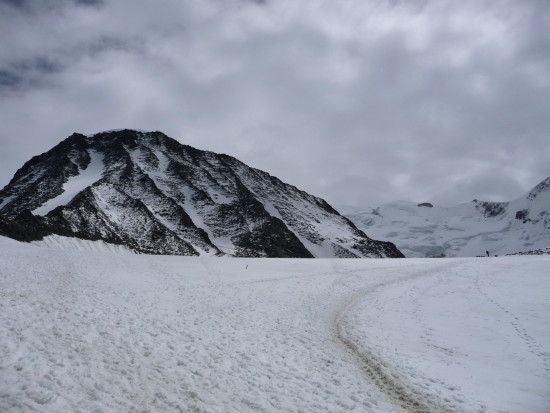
[{"xmin": 33, "ymin": 150, "xmax": 105, "ymax": 216}]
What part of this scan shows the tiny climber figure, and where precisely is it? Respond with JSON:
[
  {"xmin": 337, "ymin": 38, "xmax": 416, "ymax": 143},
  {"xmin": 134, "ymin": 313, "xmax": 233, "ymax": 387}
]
[{"xmin": 486, "ymin": 250, "xmax": 490, "ymax": 257}]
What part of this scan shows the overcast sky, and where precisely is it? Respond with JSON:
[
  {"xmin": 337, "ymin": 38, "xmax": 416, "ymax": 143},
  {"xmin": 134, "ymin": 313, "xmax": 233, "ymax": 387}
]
[{"xmin": 1, "ymin": 0, "xmax": 549, "ymax": 207}]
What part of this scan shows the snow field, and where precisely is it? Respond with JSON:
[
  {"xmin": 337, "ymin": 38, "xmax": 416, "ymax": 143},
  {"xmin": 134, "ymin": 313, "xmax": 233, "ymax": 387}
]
[
  {"xmin": 0, "ymin": 236, "xmax": 549, "ymax": 412},
  {"xmin": 338, "ymin": 258, "xmax": 550, "ymax": 412}
]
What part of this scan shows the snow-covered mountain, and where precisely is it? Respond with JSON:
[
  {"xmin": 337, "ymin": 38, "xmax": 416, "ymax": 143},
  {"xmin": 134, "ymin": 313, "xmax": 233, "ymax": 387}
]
[
  {"xmin": 0, "ymin": 129, "xmax": 402, "ymax": 258},
  {"xmin": 340, "ymin": 176, "xmax": 550, "ymax": 258}
]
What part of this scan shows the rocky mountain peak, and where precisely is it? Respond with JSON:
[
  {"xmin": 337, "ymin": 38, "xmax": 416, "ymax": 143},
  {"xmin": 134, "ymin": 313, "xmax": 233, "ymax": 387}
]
[{"xmin": 0, "ymin": 129, "xmax": 403, "ymax": 258}]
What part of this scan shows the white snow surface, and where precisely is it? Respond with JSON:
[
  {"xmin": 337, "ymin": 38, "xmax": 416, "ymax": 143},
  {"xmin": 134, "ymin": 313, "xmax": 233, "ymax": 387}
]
[
  {"xmin": 31, "ymin": 235, "xmax": 135, "ymax": 254},
  {"xmin": 1, "ymin": 236, "xmax": 549, "ymax": 412},
  {"xmin": 32, "ymin": 151, "xmax": 105, "ymax": 216}
]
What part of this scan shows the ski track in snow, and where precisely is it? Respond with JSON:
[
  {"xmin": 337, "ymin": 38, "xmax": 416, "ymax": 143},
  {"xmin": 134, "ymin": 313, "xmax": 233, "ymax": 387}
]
[
  {"xmin": 335, "ymin": 259, "xmax": 550, "ymax": 413},
  {"xmin": 1, "ymin": 237, "xmax": 549, "ymax": 412},
  {"xmin": 329, "ymin": 262, "xmax": 458, "ymax": 413}
]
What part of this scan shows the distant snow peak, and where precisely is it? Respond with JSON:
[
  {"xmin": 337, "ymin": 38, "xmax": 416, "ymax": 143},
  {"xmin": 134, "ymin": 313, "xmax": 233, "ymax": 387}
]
[
  {"xmin": 341, "ymin": 175, "xmax": 550, "ymax": 258},
  {"xmin": 0, "ymin": 129, "xmax": 403, "ymax": 258}
]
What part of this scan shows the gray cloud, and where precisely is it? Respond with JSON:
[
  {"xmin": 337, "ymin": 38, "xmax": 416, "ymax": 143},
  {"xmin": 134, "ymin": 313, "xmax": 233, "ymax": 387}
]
[{"xmin": 1, "ymin": 0, "xmax": 549, "ymax": 207}]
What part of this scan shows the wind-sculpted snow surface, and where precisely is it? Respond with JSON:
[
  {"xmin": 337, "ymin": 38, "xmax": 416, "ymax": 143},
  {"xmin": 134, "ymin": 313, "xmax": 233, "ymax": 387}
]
[
  {"xmin": 0, "ymin": 129, "xmax": 402, "ymax": 258},
  {"xmin": 1, "ymin": 236, "xmax": 549, "ymax": 412}
]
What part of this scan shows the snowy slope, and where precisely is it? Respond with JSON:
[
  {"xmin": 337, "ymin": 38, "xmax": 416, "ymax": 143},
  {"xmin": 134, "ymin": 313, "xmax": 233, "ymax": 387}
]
[
  {"xmin": 340, "ymin": 177, "xmax": 550, "ymax": 257},
  {"xmin": 1, "ymin": 236, "xmax": 549, "ymax": 412},
  {"xmin": 32, "ymin": 234, "xmax": 135, "ymax": 254},
  {"xmin": 0, "ymin": 130, "xmax": 402, "ymax": 258}
]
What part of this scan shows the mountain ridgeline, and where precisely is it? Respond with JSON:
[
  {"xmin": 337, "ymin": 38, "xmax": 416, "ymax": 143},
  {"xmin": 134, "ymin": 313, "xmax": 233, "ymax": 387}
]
[
  {"xmin": 341, "ymin": 176, "xmax": 550, "ymax": 258},
  {"xmin": 0, "ymin": 130, "xmax": 403, "ymax": 258}
]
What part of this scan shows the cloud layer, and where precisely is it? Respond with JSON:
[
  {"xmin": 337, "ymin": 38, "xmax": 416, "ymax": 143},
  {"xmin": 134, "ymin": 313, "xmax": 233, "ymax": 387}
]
[{"xmin": 1, "ymin": 0, "xmax": 549, "ymax": 206}]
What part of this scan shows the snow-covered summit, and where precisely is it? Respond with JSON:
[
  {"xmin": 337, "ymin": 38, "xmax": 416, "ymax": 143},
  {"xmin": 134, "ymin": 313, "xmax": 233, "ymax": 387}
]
[
  {"xmin": 0, "ymin": 129, "xmax": 402, "ymax": 258},
  {"xmin": 340, "ymin": 177, "xmax": 550, "ymax": 258}
]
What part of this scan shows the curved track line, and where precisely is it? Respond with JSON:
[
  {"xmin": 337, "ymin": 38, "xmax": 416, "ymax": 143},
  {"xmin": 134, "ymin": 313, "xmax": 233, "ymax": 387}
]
[{"xmin": 329, "ymin": 265, "xmax": 458, "ymax": 413}]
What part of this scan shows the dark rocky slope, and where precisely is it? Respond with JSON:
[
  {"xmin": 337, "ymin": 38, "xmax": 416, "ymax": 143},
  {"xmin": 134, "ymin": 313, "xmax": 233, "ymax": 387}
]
[{"xmin": 0, "ymin": 130, "xmax": 403, "ymax": 258}]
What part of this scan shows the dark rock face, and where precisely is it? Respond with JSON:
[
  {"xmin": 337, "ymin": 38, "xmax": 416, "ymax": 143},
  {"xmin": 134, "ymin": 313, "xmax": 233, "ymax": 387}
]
[
  {"xmin": 527, "ymin": 177, "xmax": 550, "ymax": 200},
  {"xmin": 0, "ymin": 129, "xmax": 404, "ymax": 258},
  {"xmin": 475, "ymin": 201, "xmax": 508, "ymax": 218},
  {"xmin": 0, "ymin": 210, "xmax": 57, "ymax": 242},
  {"xmin": 515, "ymin": 209, "xmax": 530, "ymax": 223}
]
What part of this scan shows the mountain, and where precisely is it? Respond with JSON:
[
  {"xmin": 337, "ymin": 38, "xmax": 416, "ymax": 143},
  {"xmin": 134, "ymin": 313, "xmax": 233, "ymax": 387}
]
[
  {"xmin": 340, "ymin": 177, "xmax": 550, "ymax": 258},
  {"xmin": 0, "ymin": 129, "xmax": 403, "ymax": 258}
]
